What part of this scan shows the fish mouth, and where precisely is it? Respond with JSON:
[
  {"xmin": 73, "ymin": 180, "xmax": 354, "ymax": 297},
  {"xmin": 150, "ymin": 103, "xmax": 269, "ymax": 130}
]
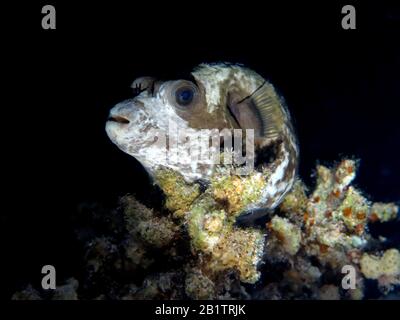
[{"xmin": 107, "ymin": 115, "xmax": 130, "ymax": 124}]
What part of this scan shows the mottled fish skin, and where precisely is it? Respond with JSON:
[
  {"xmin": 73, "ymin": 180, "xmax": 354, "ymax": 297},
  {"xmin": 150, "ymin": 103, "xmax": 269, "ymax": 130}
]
[{"xmin": 106, "ymin": 63, "xmax": 299, "ymax": 211}]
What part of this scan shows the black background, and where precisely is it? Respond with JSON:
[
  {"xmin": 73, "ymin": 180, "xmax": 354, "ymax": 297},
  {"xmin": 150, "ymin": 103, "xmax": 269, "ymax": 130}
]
[{"xmin": 2, "ymin": 1, "xmax": 400, "ymax": 299}]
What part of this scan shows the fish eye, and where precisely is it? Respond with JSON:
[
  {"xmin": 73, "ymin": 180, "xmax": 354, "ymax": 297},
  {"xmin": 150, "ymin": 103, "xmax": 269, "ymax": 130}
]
[
  {"xmin": 175, "ymin": 86, "xmax": 195, "ymax": 106},
  {"xmin": 168, "ymin": 80, "xmax": 199, "ymax": 109}
]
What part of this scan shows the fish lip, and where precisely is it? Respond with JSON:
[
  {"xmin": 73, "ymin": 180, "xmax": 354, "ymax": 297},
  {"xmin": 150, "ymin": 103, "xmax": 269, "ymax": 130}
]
[{"xmin": 107, "ymin": 115, "xmax": 130, "ymax": 124}]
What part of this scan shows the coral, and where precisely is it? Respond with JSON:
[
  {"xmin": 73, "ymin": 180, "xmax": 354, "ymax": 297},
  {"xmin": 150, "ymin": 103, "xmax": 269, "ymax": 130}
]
[
  {"xmin": 291, "ymin": 160, "xmax": 372, "ymax": 258},
  {"xmin": 318, "ymin": 285, "xmax": 340, "ymax": 300},
  {"xmin": 183, "ymin": 170, "xmax": 266, "ymax": 283},
  {"xmin": 272, "ymin": 159, "xmax": 398, "ymax": 298},
  {"xmin": 369, "ymin": 203, "xmax": 398, "ymax": 223},
  {"xmin": 336, "ymin": 187, "xmax": 369, "ymax": 233},
  {"xmin": 12, "ymin": 279, "xmax": 79, "ymax": 300},
  {"xmin": 210, "ymin": 168, "xmax": 267, "ymax": 216},
  {"xmin": 121, "ymin": 272, "xmax": 185, "ymax": 300},
  {"xmin": 184, "ymin": 192, "xmax": 265, "ymax": 283},
  {"xmin": 185, "ymin": 268, "xmax": 216, "ymax": 300},
  {"xmin": 11, "ymin": 158, "xmax": 399, "ymax": 300},
  {"xmin": 11, "ymin": 285, "xmax": 41, "ymax": 300},
  {"xmin": 279, "ymin": 179, "xmax": 308, "ymax": 217},
  {"xmin": 268, "ymin": 216, "xmax": 301, "ymax": 255},
  {"xmin": 122, "ymin": 195, "xmax": 179, "ymax": 248},
  {"xmin": 52, "ymin": 278, "xmax": 79, "ymax": 300},
  {"xmin": 204, "ymin": 228, "xmax": 265, "ymax": 283},
  {"xmin": 154, "ymin": 168, "xmax": 201, "ymax": 218},
  {"xmin": 360, "ymin": 249, "xmax": 400, "ymax": 294},
  {"xmin": 151, "ymin": 164, "xmax": 267, "ymax": 284}
]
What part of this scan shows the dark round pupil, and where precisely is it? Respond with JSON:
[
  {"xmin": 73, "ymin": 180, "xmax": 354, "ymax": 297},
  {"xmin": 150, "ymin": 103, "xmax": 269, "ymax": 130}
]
[{"xmin": 176, "ymin": 88, "xmax": 194, "ymax": 105}]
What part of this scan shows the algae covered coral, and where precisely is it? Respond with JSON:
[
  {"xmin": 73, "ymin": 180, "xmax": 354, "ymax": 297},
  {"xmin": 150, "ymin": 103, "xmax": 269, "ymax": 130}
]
[
  {"xmin": 12, "ymin": 159, "xmax": 399, "ymax": 300},
  {"xmin": 10, "ymin": 62, "xmax": 400, "ymax": 300}
]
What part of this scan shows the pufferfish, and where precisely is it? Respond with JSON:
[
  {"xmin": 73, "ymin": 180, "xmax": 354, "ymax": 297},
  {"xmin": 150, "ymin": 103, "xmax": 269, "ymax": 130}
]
[{"xmin": 106, "ymin": 63, "xmax": 299, "ymax": 213}]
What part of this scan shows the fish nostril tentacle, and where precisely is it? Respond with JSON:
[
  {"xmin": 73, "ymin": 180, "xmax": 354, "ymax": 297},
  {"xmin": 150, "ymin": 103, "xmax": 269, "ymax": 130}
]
[{"xmin": 108, "ymin": 115, "xmax": 130, "ymax": 124}]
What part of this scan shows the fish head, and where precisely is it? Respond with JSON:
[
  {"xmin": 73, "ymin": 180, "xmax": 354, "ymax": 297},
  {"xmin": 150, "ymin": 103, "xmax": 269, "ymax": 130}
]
[{"xmin": 105, "ymin": 73, "xmax": 233, "ymax": 181}]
